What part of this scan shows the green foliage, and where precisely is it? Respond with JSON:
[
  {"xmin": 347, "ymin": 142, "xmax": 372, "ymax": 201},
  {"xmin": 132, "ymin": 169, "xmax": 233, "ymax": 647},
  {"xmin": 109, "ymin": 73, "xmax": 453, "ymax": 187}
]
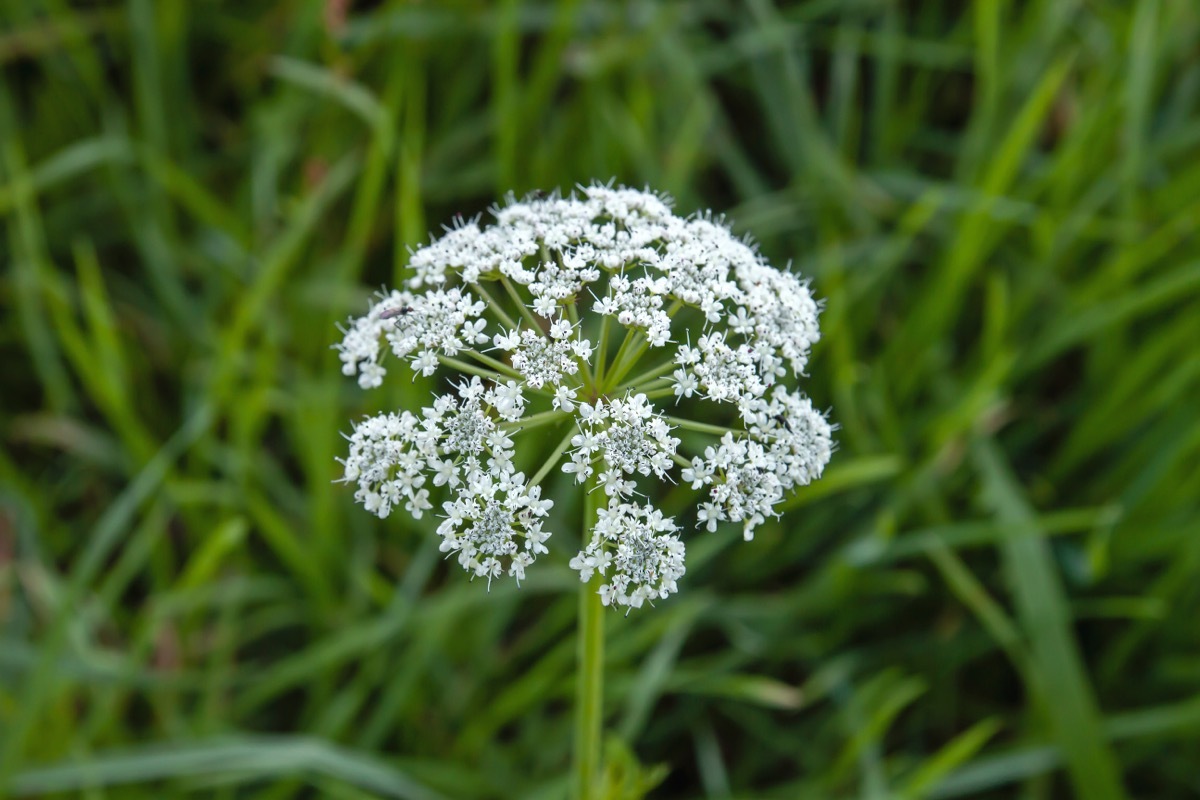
[
  {"xmin": 2, "ymin": 0, "xmax": 1199, "ymax": 797},
  {"xmin": 598, "ymin": 738, "xmax": 669, "ymax": 800}
]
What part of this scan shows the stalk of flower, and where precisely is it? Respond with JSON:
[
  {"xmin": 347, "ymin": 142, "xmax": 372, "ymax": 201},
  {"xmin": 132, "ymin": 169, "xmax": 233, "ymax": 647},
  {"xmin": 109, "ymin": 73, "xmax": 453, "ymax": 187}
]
[{"xmin": 335, "ymin": 184, "xmax": 833, "ymax": 796}]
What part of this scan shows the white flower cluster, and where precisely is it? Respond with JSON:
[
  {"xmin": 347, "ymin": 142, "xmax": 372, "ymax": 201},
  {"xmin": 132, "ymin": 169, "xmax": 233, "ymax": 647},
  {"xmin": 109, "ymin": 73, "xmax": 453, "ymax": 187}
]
[
  {"xmin": 562, "ymin": 393, "xmax": 680, "ymax": 499},
  {"xmin": 683, "ymin": 388, "xmax": 833, "ymax": 534},
  {"xmin": 336, "ymin": 184, "xmax": 833, "ymax": 609},
  {"xmin": 497, "ymin": 323, "xmax": 592, "ymax": 390},
  {"xmin": 570, "ymin": 502, "xmax": 684, "ymax": 609},
  {"xmin": 338, "ymin": 287, "xmax": 490, "ymax": 387}
]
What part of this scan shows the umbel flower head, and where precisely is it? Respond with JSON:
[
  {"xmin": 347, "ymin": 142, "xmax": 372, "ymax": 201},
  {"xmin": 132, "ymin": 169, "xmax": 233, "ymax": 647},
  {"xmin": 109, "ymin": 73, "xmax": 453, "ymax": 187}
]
[{"xmin": 336, "ymin": 184, "xmax": 833, "ymax": 610}]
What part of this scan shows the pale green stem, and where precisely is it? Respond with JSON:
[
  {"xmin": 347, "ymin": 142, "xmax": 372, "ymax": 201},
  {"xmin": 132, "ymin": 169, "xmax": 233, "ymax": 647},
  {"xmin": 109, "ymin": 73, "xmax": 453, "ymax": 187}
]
[
  {"xmin": 604, "ymin": 333, "xmax": 648, "ymax": 390},
  {"xmin": 669, "ymin": 416, "xmax": 784, "ymax": 442},
  {"xmin": 573, "ymin": 486, "xmax": 605, "ymax": 800},
  {"xmin": 528, "ymin": 426, "xmax": 575, "ymax": 487},
  {"xmin": 605, "ymin": 302, "xmax": 682, "ymax": 390},
  {"xmin": 465, "ymin": 349, "xmax": 523, "ymax": 381},
  {"xmin": 641, "ymin": 387, "xmax": 676, "ymax": 401},
  {"xmin": 604, "ymin": 326, "xmax": 639, "ymax": 391},
  {"xmin": 666, "ymin": 416, "xmax": 743, "ymax": 437},
  {"xmin": 501, "ymin": 408, "xmax": 567, "ymax": 431},
  {"xmin": 565, "ymin": 298, "xmax": 598, "ymax": 396},
  {"xmin": 472, "ymin": 280, "xmax": 518, "ymax": 330},
  {"xmin": 437, "ymin": 356, "xmax": 553, "ymax": 399},
  {"xmin": 614, "ymin": 360, "xmax": 676, "ymax": 393},
  {"xmin": 593, "ymin": 308, "xmax": 612, "ymax": 389},
  {"xmin": 437, "ymin": 356, "xmax": 505, "ymax": 383},
  {"xmin": 567, "ymin": 293, "xmax": 581, "ymax": 329},
  {"xmin": 575, "ymin": 357, "xmax": 597, "ymax": 397},
  {"xmin": 603, "ymin": 299, "xmax": 685, "ymax": 392},
  {"xmin": 626, "ymin": 377, "xmax": 673, "ymax": 395},
  {"xmin": 501, "ymin": 275, "xmax": 545, "ymax": 333}
]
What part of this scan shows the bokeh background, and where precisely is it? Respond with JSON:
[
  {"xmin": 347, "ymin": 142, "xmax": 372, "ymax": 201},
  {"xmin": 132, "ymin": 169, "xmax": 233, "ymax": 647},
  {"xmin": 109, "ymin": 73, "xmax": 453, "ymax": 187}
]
[{"xmin": 3, "ymin": 1, "xmax": 1200, "ymax": 798}]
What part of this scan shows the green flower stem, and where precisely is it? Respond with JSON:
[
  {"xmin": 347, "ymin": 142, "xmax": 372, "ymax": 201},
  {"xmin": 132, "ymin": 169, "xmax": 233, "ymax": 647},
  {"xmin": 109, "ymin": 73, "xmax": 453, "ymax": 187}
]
[
  {"xmin": 593, "ymin": 304, "xmax": 612, "ymax": 389},
  {"xmin": 666, "ymin": 416, "xmax": 742, "ymax": 437},
  {"xmin": 528, "ymin": 426, "xmax": 574, "ymax": 487},
  {"xmin": 638, "ymin": 378, "xmax": 676, "ymax": 395},
  {"xmin": 604, "ymin": 300, "xmax": 685, "ymax": 391},
  {"xmin": 576, "ymin": 359, "xmax": 597, "ymax": 397},
  {"xmin": 501, "ymin": 275, "xmax": 546, "ymax": 334},
  {"xmin": 567, "ymin": 293, "xmax": 581, "ymax": 329},
  {"xmin": 604, "ymin": 326, "xmax": 639, "ymax": 390},
  {"xmin": 501, "ymin": 408, "xmax": 567, "ymax": 432},
  {"xmin": 436, "ymin": 357, "xmax": 554, "ymax": 399},
  {"xmin": 574, "ymin": 486, "xmax": 605, "ymax": 800},
  {"xmin": 614, "ymin": 360, "xmax": 676, "ymax": 393},
  {"xmin": 565, "ymin": 298, "xmax": 599, "ymax": 396},
  {"xmin": 465, "ymin": 349, "xmax": 523, "ymax": 381},
  {"xmin": 472, "ymin": 280, "xmax": 519, "ymax": 330},
  {"xmin": 437, "ymin": 356, "xmax": 506, "ymax": 384},
  {"xmin": 605, "ymin": 335, "xmax": 650, "ymax": 389},
  {"xmin": 641, "ymin": 387, "xmax": 677, "ymax": 401}
]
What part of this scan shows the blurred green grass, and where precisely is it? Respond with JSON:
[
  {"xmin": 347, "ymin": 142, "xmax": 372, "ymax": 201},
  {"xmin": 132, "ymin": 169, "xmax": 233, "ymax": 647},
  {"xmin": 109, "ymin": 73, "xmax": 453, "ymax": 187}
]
[{"xmin": 2, "ymin": 0, "xmax": 1199, "ymax": 797}]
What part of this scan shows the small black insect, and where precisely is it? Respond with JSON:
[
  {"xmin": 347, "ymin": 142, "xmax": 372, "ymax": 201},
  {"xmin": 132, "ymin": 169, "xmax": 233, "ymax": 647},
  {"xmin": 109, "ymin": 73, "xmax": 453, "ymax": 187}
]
[{"xmin": 379, "ymin": 306, "xmax": 413, "ymax": 320}]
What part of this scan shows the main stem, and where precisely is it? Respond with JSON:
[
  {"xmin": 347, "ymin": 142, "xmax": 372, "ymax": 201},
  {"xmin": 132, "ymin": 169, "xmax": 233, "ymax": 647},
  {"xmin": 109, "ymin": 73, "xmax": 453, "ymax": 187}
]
[{"xmin": 573, "ymin": 488, "xmax": 605, "ymax": 800}]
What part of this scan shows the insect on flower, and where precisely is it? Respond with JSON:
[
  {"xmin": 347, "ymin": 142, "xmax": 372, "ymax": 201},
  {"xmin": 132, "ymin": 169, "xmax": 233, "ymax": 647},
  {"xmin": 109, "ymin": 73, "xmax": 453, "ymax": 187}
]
[{"xmin": 379, "ymin": 305, "xmax": 413, "ymax": 320}]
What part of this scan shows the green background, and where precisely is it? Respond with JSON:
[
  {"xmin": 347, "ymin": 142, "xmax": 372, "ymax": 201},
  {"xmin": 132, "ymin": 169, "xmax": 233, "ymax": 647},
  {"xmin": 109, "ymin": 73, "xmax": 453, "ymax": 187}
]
[{"xmin": 2, "ymin": 1, "xmax": 1199, "ymax": 797}]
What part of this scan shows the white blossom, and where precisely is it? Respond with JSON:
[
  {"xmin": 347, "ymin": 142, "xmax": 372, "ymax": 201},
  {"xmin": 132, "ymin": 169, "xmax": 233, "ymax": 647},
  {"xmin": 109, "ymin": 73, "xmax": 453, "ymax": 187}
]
[
  {"xmin": 563, "ymin": 392, "xmax": 679, "ymax": 497},
  {"xmin": 336, "ymin": 183, "xmax": 833, "ymax": 607},
  {"xmin": 436, "ymin": 471, "xmax": 552, "ymax": 586},
  {"xmin": 573, "ymin": 500, "xmax": 686, "ymax": 611},
  {"xmin": 504, "ymin": 328, "xmax": 586, "ymax": 390}
]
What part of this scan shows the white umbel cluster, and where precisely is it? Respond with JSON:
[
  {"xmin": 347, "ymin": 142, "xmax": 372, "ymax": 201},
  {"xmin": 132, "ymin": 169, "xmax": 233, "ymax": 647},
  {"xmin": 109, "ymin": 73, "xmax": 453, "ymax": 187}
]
[{"xmin": 336, "ymin": 184, "xmax": 833, "ymax": 609}]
